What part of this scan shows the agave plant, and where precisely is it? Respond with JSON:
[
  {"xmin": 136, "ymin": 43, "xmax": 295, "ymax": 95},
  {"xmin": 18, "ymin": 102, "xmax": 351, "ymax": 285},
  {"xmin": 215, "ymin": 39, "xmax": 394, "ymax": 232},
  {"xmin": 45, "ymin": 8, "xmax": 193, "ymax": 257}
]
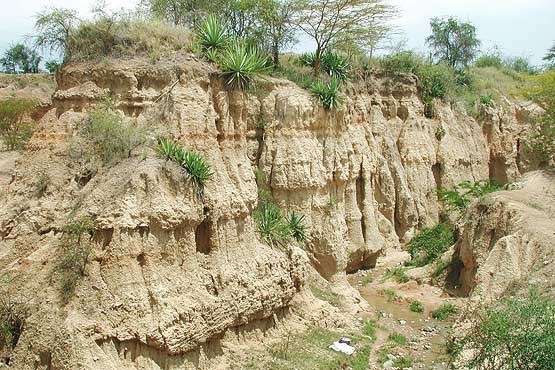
[
  {"xmin": 298, "ymin": 52, "xmax": 316, "ymax": 67},
  {"xmin": 288, "ymin": 211, "xmax": 307, "ymax": 243},
  {"xmin": 321, "ymin": 50, "xmax": 350, "ymax": 81},
  {"xmin": 156, "ymin": 137, "xmax": 180, "ymax": 160},
  {"xmin": 197, "ymin": 15, "xmax": 229, "ymax": 56},
  {"xmin": 182, "ymin": 150, "xmax": 214, "ymax": 196},
  {"xmin": 253, "ymin": 201, "xmax": 291, "ymax": 248},
  {"xmin": 311, "ymin": 78, "xmax": 344, "ymax": 110},
  {"xmin": 218, "ymin": 44, "xmax": 271, "ymax": 90}
]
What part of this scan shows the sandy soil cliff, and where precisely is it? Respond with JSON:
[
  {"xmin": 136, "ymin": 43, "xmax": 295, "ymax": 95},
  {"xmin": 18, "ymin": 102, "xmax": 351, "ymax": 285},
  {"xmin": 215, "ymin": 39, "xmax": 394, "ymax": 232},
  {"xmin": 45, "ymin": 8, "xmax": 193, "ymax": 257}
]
[{"xmin": 0, "ymin": 56, "xmax": 540, "ymax": 369}]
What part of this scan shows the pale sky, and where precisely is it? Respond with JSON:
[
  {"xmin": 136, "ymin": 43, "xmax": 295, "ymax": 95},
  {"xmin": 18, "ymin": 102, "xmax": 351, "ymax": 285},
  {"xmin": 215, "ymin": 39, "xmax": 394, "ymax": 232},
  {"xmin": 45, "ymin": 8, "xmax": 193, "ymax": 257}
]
[{"xmin": 1, "ymin": 0, "xmax": 554, "ymax": 66}]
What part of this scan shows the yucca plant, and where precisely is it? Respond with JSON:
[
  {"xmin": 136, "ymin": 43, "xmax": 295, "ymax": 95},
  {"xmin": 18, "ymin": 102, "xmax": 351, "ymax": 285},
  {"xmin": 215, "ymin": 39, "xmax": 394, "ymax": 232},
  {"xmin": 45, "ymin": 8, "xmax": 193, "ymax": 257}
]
[
  {"xmin": 254, "ymin": 201, "xmax": 291, "ymax": 248},
  {"xmin": 197, "ymin": 15, "xmax": 229, "ymax": 57},
  {"xmin": 218, "ymin": 44, "xmax": 271, "ymax": 90},
  {"xmin": 182, "ymin": 150, "xmax": 214, "ymax": 197},
  {"xmin": 298, "ymin": 52, "xmax": 316, "ymax": 67},
  {"xmin": 156, "ymin": 137, "xmax": 213, "ymax": 199},
  {"xmin": 157, "ymin": 137, "xmax": 180, "ymax": 160},
  {"xmin": 288, "ymin": 211, "xmax": 307, "ymax": 243},
  {"xmin": 321, "ymin": 51, "xmax": 350, "ymax": 81},
  {"xmin": 311, "ymin": 78, "xmax": 344, "ymax": 110}
]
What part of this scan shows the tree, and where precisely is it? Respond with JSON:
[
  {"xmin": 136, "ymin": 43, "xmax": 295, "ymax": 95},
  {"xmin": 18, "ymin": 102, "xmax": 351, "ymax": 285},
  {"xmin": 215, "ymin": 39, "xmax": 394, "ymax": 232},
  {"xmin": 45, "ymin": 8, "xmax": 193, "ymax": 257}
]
[
  {"xmin": 141, "ymin": 0, "xmax": 207, "ymax": 26},
  {"xmin": 543, "ymin": 43, "xmax": 555, "ymax": 69},
  {"xmin": 260, "ymin": 0, "xmax": 298, "ymax": 67},
  {"xmin": 295, "ymin": 0, "xmax": 398, "ymax": 76},
  {"xmin": 44, "ymin": 60, "xmax": 61, "ymax": 73},
  {"xmin": 426, "ymin": 17, "xmax": 480, "ymax": 68},
  {"xmin": 0, "ymin": 44, "xmax": 41, "ymax": 74},
  {"xmin": 34, "ymin": 7, "xmax": 79, "ymax": 60}
]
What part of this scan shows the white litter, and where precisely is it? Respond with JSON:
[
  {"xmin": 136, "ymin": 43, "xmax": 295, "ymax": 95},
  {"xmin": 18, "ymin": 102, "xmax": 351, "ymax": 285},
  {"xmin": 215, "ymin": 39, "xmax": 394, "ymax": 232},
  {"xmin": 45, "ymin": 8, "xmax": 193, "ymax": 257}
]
[{"xmin": 328, "ymin": 341, "xmax": 356, "ymax": 356}]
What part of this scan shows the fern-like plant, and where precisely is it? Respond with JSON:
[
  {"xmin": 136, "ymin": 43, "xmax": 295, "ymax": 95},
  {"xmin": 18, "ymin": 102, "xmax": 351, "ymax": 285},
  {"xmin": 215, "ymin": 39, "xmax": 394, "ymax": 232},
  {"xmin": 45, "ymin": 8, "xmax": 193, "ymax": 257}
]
[
  {"xmin": 196, "ymin": 15, "xmax": 228, "ymax": 56},
  {"xmin": 157, "ymin": 137, "xmax": 180, "ymax": 160},
  {"xmin": 311, "ymin": 78, "xmax": 343, "ymax": 110},
  {"xmin": 218, "ymin": 44, "xmax": 271, "ymax": 90},
  {"xmin": 298, "ymin": 52, "xmax": 316, "ymax": 67},
  {"xmin": 288, "ymin": 211, "xmax": 307, "ymax": 242}
]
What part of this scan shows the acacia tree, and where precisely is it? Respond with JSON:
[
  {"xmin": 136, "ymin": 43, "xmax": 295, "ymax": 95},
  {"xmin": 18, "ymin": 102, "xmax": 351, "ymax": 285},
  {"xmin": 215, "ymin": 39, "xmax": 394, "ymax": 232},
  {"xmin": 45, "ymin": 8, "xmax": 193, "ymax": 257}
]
[
  {"xmin": 33, "ymin": 7, "xmax": 79, "ymax": 61},
  {"xmin": 261, "ymin": 0, "xmax": 298, "ymax": 67},
  {"xmin": 544, "ymin": 43, "xmax": 555, "ymax": 69},
  {"xmin": 141, "ymin": 0, "xmax": 207, "ymax": 26},
  {"xmin": 296, "ymin": 0, "xmax": 398, "ymax": 76},
  {"xmin": 0, "ymin": 44, "xmax": 41, "ymax": 74},
  {"xmin": 426, "ymin": 17, "xmax": 480, "ymax": 68}
]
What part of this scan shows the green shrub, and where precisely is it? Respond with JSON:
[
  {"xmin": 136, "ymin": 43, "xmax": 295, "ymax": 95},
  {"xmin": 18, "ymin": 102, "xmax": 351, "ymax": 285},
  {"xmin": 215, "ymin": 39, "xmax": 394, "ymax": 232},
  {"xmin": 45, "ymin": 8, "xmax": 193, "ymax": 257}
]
[
  {"xmin": 453, "ymin": 290, "xmax": 555, "ymax": 369},
  {"xmin": 0, "ymin": 298, "xmax": 27, "ymax": 354},
  {"xmin": 437, "ymin": 179, "xmax": 504, "ymax": 217},
  {"xmin": 410, "ymin": 300, "xmax": 424, "ymax": 313},
  {"xmin": 384, "ymin": 267, "xmax": 410, "ymax": 283},
  {"xmin": 253, "ymin": 201, "xmax": 291, "ymax": 247},
  {"xmin": 393, "ymin": 357, "xmax": 413, "ymax": 368},
  {"xmin": 34, "ymin": 171, "xmax": 50, "ymax": 198},
  {"xmin": 361, "ymin": 275, "xmax": 373, "ymax": 286},
  {"xmin": 381, "ymin": 51, "xmax": 423, "ymax": 75},
  {"xmin": 454, "ymin": 68, "xmax": 473, "ymax": 87},
  {"xmin": 475, "ymin": 54, "xmax": 504, "ymax": 69},
  {"xmin": 156, "ymin": 137, "xmax": 213, "ymax": 198},
  {"xmin": 218, "ymin": 44, "xmax": 271, "ymax": 90},
  {"xmin": 196, "ymin": 15, "xmax": 229, "ymax": 57},
  {"xmin": 57, "ymin": 216, "xmax": 96, "ymax": 299},
  {"xmin": 321, "ymin": 50, "xmax": 350, "ymax": 81},
  {"xmin": 311, "ymin": 78, "xmax": 343, "ymax": 110},
  {"xmin": 432, "ymin": 303, "xmax": 458, "ymax": 320},
  {"xmin": 479, "ymin": 94, "xmax": 494, "ymax": 107},
  {"xmin": 362, "ymin": 319, "xmax": 376, "ymax": 338},
  {"xmin": 388, "ymin": 332, "xmax": 407, "ymax": 345},
  {"xmin": 418, "ymin": 63, "xmax": 455, "ymax": 117},
  {"xmin": 81, "ymin": 100, "xmax": 146, "ymax": 165},
  {"xmin": 288, "ymin": 211, "xmax": 307, "ymax": 243},
  {"xmin": 407, "ymin": 223, "xmax": 454, "ymax": 266},
  {"xmin": 0, "ymin": 98, "xmax": 38, "ymax": 151},
  {"xmin": 382, "ymin": 289, "xmax": 397, "ymax": 301}
]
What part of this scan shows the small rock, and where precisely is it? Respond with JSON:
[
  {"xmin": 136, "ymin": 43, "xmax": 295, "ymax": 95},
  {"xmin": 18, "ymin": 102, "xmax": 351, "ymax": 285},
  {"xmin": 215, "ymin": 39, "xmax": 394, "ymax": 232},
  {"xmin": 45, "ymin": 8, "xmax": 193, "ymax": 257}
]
[
  {"xmin": 399, "ymin": 319, "xmax": 407, "ymax": 325},
  {"xmin": 424, "ymin": 344, "xmax": 432, "ymax": 350},
  {"xmin": 387, "ymin": 354, "xmax": 397, "ymax": 361},
  {"xmin": 383, "ymin": 360, "xmax": 394, "ymax": 369}
]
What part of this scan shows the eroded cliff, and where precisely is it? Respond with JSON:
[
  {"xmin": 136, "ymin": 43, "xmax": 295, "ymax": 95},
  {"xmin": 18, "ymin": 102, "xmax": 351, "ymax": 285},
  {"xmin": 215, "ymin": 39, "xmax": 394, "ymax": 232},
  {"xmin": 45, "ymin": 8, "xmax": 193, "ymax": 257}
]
[{"xmin": 0, "ymin": 55, "xmax": 537, "ymax": 369}]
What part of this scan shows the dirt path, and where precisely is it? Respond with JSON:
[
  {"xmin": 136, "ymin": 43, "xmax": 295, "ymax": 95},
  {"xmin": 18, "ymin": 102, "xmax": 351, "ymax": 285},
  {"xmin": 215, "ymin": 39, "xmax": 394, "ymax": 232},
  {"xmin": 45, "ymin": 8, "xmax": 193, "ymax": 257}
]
[{"xmin": 349, "ymin": 251, "xmax": 460, "ymax": 369}]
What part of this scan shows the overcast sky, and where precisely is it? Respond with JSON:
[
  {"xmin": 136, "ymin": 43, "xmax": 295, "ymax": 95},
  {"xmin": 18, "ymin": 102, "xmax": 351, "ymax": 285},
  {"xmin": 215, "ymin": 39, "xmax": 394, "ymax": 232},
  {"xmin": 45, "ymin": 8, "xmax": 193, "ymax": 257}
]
[{"xmin": 1, "ymin": 0, "xmax": 553, "ymax": 65}]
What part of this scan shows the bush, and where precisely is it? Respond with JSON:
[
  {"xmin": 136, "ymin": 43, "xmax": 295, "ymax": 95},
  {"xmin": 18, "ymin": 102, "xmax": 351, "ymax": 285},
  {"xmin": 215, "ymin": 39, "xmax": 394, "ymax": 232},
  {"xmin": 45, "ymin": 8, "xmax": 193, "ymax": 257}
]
[
  {"xmin": 381, "ymin": 51, "xmax": 423, "ymax": 75},
  {"xmin": 156, "ymin": 137, "xmax": 214, "ymax": 198},
  {"xmin": 0, "ymin": 98, "xmax": 38, "ymax": 151},
  {"xmin": 81, "ymin": 99, "xmax": 146, "ymax": 165},
  {"xmin": 34, "ymin": 8, "xmax": 190, "ymax": 62},
  {"xmin": 218, "ymin": 44, "xmax": 271, "ymax": 90},
  {"xmin": 34, "ymin": 171, "xmax": 50, "ymax": 198},
  {"xmin": 298, "ymin": 52, "xmax": 316, "ymax": 67},
  {"xmin": 196, "ymin": 15, "xmax": 229, "ymax": 57},
  {"xmin": 0, "ymin": 293, "xmax": 27, "ymax": 355},
  {"xmin": 388, "ymin": 332, "xmax": 407, "ymax": 345},
  {"xmin": 453, "ymin": 290, "xmax": 555, "ymax": 369},
  {"xmin": 311, "ymin": 78, "xmax": 343, "ymax": 110},
  {"xmin": 407, "ymin": 223, "xmax": 454, "ymax": 266},
  {"xmin": 479, "ymin": 94, "xmax": 494, "ymax": 107},
  {"xmin": 437, "ymin": 179, "xmax": 504, "ymax": 217},
  {"xmin": 410, "ymin": 300, "xmax": 424, "ymax": 313},
  {"xmin": 505, "ymin": 56, "xmax": 537, "ymax": 75},
  {"xmin": 393, "ymin": 357, "xmax": 413, "ymax": 368},
  {"xmin": 57, "ymin": 216, "xmax": 96, "ymax": 299},
  {"xmin": 432, "ymin": 303, "xmax": 458, "ymax": 320},
  {"xmin": 418, "ymin": 63, "xmax": 456, "ymax": 117},
  {"xmin": 384, "ymin": 267, "xmax": 410, "ymax": 283},
  {"xmin": 475, "ymin": 54, "xmax": 504, "ymax": 69}
]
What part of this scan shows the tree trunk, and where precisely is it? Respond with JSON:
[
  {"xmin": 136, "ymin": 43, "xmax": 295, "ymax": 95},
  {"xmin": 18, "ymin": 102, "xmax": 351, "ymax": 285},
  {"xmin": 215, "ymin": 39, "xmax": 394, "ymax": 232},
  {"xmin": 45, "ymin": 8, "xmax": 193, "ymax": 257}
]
[
  {"xmin": 273, "ymin": 45, "xmax": 279, "ymax": 69},
  {"xmin": 313, "ymin": 46, "xmax": 322, "ymax": 77}
]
